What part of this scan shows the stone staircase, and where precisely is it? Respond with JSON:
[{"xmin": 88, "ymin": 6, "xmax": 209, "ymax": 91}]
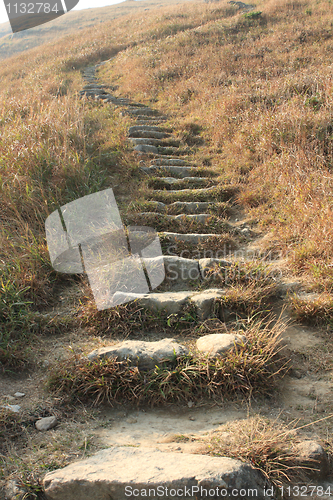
[
  {"xmin": 79, "ymin": 63, "xmax": 260, "ymax": 321},
  {"xmin": 38, "ymin": 62, "xmax": 330, "ymax": 500}
]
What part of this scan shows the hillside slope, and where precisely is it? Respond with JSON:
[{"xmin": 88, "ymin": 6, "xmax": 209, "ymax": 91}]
[
  {"xmin": 0, "ymin": 0, "xmax": 196, "ymax": 60},
  {"xmin": 1, "ymin": 0, "xmax": 333, "ymax": 497}
]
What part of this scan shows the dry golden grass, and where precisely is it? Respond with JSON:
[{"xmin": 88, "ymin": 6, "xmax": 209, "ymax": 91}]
[
  {"xmin": 2, "ymin": 0, "xmax": 333, "ymax": 367},
  {"xmin": 99, "ymin": 0, "xmax": 333, "ymax": 302},
  {"xmin": 204, "ymin": 414, "xmax": 330, "ymax": 487}
]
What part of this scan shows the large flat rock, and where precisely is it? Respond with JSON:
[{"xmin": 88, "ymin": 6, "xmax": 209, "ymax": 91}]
[
  {"xmin": 160, "ymin": 232, "xmax": 220, "ymax": 244},
  {"xmin": 112, "ymin": 290, "xmax": 191, "ymax": 314},
  {"xmin": 88, "ymin": 338, "xmax": 188, "ymax": 369},
  {"xmin": 44, "ymin": 446, "xmax": 273, "ymax": 500}
]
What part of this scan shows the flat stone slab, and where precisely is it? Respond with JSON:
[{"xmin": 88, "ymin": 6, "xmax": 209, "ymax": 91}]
[
  {"xmin": 190, "ymin": 289, "xmax": 226, "ymax": 320},
  {"xmin": 137, "ymin": 212, "xmax": 210, "ymax": 224},
  {"xmin": 43, "ymin": 446, "xmax": 272, "ymax": 500},
  {"xmin": 169, "ymin": 201, "xmax": 214, "ymax": 214},
  {"xmin": 129, "ymin": 130, "xmax": 170, "ymax": 139},
  {"xmin": 154, "ymin": 177, "xmax": 209, "ymax": 186},
  {"xmin": 154, "ymin": 186, "xmax": 218, "ymax": 196},
  {"xmin": 136, "ymin": 116, "xmax": 168, "ymax": 122},
  {"xmin": 140, "ymin": 201, "xmax": 167, "ymax": 212},
  {"xmin": 196, "ymin": 333, "xmax": 247, "ymax": 357},
  {"xmin": 162, "ymin": 255, "xmax": 201, "ymax": 282},
  {"xmin": 129, "ymin": 125, "xmax": 164, "ymax": 134},
  {"xmin": 160, "ymin": 232, "xmax": 220, "ymax": 244},
  {"xmin": 127, "ymin": 107, "xmax": 157, "ymax": 116},
  {"xmin": 134, "ymin": 144, "xmax": 158, "ymax": 154},
  {"xmin": 131, "ymin": 138, "xmax": 164, "ymax": 146},
  {"xmin": 88, "ymin": 339, "xmax": 188, "ymax": 369},
  {"xmin": 144, "ymin": 166, "xmax": 195, "ymax": 177},
  {"xmin": 173, "ymin": 213, "xmax": 211, "ymax": 223},
  {"xmin": 151, "ymin": 158, "xmax": 191, "ymax": 166},
  {"xmin": 112, "ymin": 290, "xmax": 191, "ymax": 314},
  {"xmin": 110, "ymin": 289, "xmax": 231, "ymax": 318}
]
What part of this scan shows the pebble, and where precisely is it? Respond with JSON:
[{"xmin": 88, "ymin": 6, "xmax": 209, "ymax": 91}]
[
  {"xmin": 2, "ymin": 404, "xmax": 21, "ymax": 412},
  {"xmin": 35, "ymin": 416, "xmax": 58, "ymax": 431},
  {"xmin": 14, "ymin": 392, "xmax": 25, "ymax": 398}
]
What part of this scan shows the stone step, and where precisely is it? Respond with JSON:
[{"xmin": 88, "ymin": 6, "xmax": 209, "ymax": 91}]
[
  {"xmin": 134, "ymin": 144, "xmax": 158, "ymax": 154},
  {"xmin": 125, "ymin": 107, "xmax": 158, "ymax": 116},
  {"xmin": 153, "ymin": 186, "xmax": 220, "ymax": 197},
  {"xmin": 103, "ymin": 97, "xmax": 134, "ymax": 105},
  {"xmin": 111, "ymin": 288, "xmax": 228, "ymax": 318},
  {"xmin": 168, "ymin": 201, "xmax": 217, "ymax": 214},
  {"xmin": 137, "ymin": 211, "xmax": 211, "ymax": 224},
  {"xmin": 158, "ymin": 146, "xmax": 187, "ymax": 155},
  {"xmin": 43, "ymin": 447, "xmax": 270, "ymax": 500},
  {"xmin": 129, "ymin": 125, "xmax": 169, "ymax": 134},
  {"xmin": 131, "ymin": 138, "xmax": 180, "ymax": 147},
  {"xmin": 141, "ymin": 165, "xmax": 196, "ymax": 177},
  {"xmin": 98, "ymin": 94, "xmax": 126, "ymax": 100},
  {"xmin": 129, "ymin": 130, "xmax": 170, "ymax": 139},
  {"xmin": 85, "ymin": 91, "xmax": 108, "ymax": 97},
  {"xmin": 144, "ymin": 255, "xmax": 231, "ymax": 284},
  {"xmin": 136, "ymin": 117, "xmax": 168, "ymax": 124},
  {"xmin": 150, "ymin": 177, "xmax": 210, "ymax": 187},
  {"xmin": 160, "ymin": 232, "xmax": 222, "ymax": 244},
  {"xmin": 150, "ymin": 158, "xmax": 192, "ymax": 166},
  {"xmin": 83, "ymin": 85, "xmax": 106, "ymax": 90},
  {"xmin": 136, "ymin": 200, "xmax": 223, "ymax": 215}
]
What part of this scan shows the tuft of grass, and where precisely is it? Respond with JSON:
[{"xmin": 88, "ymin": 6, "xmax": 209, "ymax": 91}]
[
  {"xmin": 204, "ymin": 415, "xmax": 328, "ymax": 488},
  {"xmin": 289, "ymin": 293, "xmax": 333, "ymax": 325}
]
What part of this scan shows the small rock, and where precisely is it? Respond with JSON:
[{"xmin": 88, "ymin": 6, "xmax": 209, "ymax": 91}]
[
  {"xmin": 189, "ymin": 416, "xmax": 196, "ymax": 421},
  {"xmin": 196, "ymin": 333, "xmax": 247, "ymax": 358},
  {"xmin": 14, "ymin": 392, "xmax": 25, "ymax": 398},
  {"xmin": 35, "ymin": 416, "xmax": 58, "ymax": 431},
  {"xmin": 294, "ymin": 440, "xmax": 329, "ymax": 479},
  {"xmin": 2, "ymin": 404, "xmax": 21, "ymax": 413},
  {"xmin": 134, "ymin": 144, "xmax": 159, "ymax": 154},
  {"xmin": 187, "ymin": 401, "xmax": 194, "ymax": 408}
]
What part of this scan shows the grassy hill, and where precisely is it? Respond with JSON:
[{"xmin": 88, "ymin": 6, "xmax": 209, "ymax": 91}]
[
  {"xmin": 1, "ymin": 0, "xmax": 333, "ymax": 495},
  {"xmin": 0, "ymin": 0, "xmax": 196, "ymax": 60}
]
